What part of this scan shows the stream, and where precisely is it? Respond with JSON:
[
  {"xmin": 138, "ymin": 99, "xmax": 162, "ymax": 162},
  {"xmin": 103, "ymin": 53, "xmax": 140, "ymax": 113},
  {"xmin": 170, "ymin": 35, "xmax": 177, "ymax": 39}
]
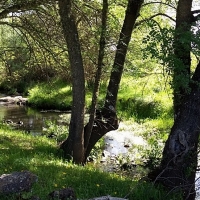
[{"xmin": 0, "ymin": 104, "xmax": 69, "ymax": 135}]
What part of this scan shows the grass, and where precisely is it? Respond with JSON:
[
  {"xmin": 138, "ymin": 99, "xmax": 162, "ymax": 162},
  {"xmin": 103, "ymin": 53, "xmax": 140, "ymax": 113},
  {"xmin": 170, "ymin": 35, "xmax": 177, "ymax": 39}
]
[
  {"xmin": 0, "ymin": 73, "xmax": 180, "ymax": 199},
  {"xmin": 0, "ymin": 124, "xmax": 181, "ymax": 200},
  {"xmin": 28, "ymin": 79, "xmax": 73, "ymax": 111},
  {"xmin": 27, "ymin": 74, "xmax": 173, "ymax": 121}
]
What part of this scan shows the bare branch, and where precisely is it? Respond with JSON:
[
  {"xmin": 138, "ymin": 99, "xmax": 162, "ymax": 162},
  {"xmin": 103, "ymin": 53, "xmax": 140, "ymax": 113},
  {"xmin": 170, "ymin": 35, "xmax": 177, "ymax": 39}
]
[
  {"xmin": 0, "ymin": 0, "xmax": 53, "ymax": 19},
  {"xmin": 142, "ymin": 1, "xmax": 176, "ymax": 10},
  {"xmin": 135, "ymin": 13, "xmax": 175, "ymax": 28}
]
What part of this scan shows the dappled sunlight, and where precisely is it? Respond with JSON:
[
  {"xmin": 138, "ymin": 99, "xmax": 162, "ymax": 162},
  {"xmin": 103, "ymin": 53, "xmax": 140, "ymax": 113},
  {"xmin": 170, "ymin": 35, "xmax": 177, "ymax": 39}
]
[{"xmin": 0, "ymin": 126, "xmax": 136, "ymax": 199}]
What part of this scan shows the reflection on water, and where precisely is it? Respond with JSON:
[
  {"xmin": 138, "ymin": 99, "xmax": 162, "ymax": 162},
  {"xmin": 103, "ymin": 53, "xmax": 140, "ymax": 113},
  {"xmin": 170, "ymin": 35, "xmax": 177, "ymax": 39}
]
[{"xmin": 0, "ymin": 105, "xmax": 69, "ymax": 135}]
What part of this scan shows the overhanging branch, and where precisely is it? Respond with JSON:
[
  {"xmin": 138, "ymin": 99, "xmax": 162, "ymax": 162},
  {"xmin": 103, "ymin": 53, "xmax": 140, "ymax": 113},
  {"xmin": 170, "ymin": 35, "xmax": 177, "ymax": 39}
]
[
  {"xmin": 135, "ymin": 13, "xmax": 175, "ymax": 28},
  {"xmin": 142, "ymin": 1, "xmax": 176, "ymax": 10},
  {"xmin": 0, "ymin": 0, "xmax": 53, "ymax": 19}
]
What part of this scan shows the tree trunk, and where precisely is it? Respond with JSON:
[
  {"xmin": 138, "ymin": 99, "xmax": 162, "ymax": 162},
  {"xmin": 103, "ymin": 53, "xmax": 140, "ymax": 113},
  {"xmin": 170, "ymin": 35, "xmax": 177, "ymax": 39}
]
[
  {"xmin": 84, "ymin": 0, "xmax": 108, "ymax": 153},
  {"xmin": 149, "ymin": 62, "xmax": 200, "ymax": 200},
  {"xmin": 58, "ymin": 0, "xmax": 85, "ymax": 164},
  {"xmin": 58, "ymin": 0, "xmax": 144, "ymax": 163},
  {"xmin": 173, "ymin": 0, "xmax": 193, "ymax": 118},
  {"xmin": 84, "ymin": 0, "xmax": 144, "ymax": 160}
]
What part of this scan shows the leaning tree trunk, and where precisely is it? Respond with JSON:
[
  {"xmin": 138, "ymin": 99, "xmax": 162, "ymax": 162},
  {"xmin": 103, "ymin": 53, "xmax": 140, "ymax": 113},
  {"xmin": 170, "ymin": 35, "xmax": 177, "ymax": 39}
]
[
  {"xmin": 58, "ymin": 0, "xmax": 85, "ymax": 164},
  {"xmin": 149, "ymin": 62, "xmax": 200, "ymax": 200},
  {"xmin": 84, "ymin": 0, "xmax": 108, "ymax": 154},
  {"xmin": 58, "ymin": 0, "xmax": 144, "ymax": 163},
  {"xmin": 84, "ymin": 0, "xmax": 144, "ymax": 160}
]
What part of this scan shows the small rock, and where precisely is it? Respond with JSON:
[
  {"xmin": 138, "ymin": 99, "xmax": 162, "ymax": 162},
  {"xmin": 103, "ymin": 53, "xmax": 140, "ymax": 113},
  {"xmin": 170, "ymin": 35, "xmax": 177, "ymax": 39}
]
[
  {"xmin": 123, "ymin": 144, "xmax": 130, "ymax": 148},
  {"xmin": 102, "ymin": 150, "xmax": 110, "ymax": 157},
  {"xmin": 89, "ymin": 196, "xmax": 128, "ymax": 200},
  {"xmin": 0, "ymin": 171, "xmax": 38, "ymax": 195},
  {"xmin": 48, "ymin": 187, "xmax": 76, "ymax": 200}
]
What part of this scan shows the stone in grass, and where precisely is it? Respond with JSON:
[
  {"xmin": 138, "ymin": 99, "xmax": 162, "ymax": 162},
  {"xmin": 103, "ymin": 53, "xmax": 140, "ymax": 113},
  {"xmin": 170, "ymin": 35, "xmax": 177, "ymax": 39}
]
[
  {"xmin": 89, "ymin": 196, "xmax": 128, "ymax": 200},
  {"xmin": 48, "ymin": 187, "xmax": 77, "ymax": 200},
  {"xmin": 0, "ymin": 171, "xmax": 38, "ymax": 195}
]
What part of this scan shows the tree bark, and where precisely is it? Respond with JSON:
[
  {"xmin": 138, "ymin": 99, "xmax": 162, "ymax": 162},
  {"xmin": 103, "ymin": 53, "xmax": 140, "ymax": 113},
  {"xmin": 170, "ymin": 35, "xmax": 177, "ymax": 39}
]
[
  {"xmin": 58, "ymin": 0, "xmax": 85, "ymax": 164},
  {"xmin": 149, "ymin": 62, "xmax": 200, "ymax": 200},
  {"xmin": 84, "ymin": 0, "xmax": 108, "ymax": 154},
  {"xmin": 173, "ymin": 0, "xmax": 193, "ymax": 118},
  {"xmin": 104, "ymin": 0, "xmax": 144, "ymax": 111},
  {"xmin": 58, "ymin": 0, "xmax": 144, "ymax": 163}
]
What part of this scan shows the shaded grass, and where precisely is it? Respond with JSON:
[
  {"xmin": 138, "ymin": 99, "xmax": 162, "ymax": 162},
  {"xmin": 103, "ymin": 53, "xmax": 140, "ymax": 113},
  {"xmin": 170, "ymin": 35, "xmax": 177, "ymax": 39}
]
[{"xmin": 0, "ymin": 124, "xmax": 181, "ymax": 200}]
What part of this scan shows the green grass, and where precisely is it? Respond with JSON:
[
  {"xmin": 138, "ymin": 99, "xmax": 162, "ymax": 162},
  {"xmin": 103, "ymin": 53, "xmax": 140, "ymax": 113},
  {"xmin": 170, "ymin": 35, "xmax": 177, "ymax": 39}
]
[
  {"xmin": 117, "ymin": 75, "xmax": 173, "ymax": 120},
  {"xmin": 27, "ymin": 74, "xmax": 173, "ymax": 122},
  {"xmin": 0, "ymin": 124, "xmax": 181, "ymax": 200},
  {"xmin": 17, "ymin": 74, "xmax": 181, "ymax": 199},
  {"xmin": 28, "ymin": 79, "xmax": 73, "ymax": 110}
]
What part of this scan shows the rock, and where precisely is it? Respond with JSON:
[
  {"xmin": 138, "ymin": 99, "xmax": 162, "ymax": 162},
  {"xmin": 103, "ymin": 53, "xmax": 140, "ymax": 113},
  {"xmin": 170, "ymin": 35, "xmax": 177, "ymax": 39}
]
[
  {"xmin": 89, "ymin": 196, "xmax": 128, "ymax": 200},
  {"xmin": 102, "ymin": 150, "xmax": 111, "ymax": 157},
  {"xmin": 0, "ymin": 96, "xmax": 28, "ymax": 105},
  {"xmin": 48, "ymin": 187, "xmax": 76, "ymax": 200},
  {"xmin": 120, "ymin": 163, "xmax": 136, "ymax": 171},
  {"xmin": 0, "ymin": 171, "xmax": 37, "ymax": 195}
]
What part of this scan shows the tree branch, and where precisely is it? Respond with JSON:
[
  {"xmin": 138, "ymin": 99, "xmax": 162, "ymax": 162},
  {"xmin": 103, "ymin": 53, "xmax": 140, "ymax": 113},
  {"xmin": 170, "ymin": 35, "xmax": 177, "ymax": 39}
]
[
  {"xmin": 0, "ymin": 0, "xmax": 52, "ymax": 19},
  {"xmin": 142, "ymin": 1, "xmax": 176, "ymax": 10},
  {"xmin": 191, "ymin": 9, "xmax": 200, "ymax": 14},
  {"xmin": 135, "ymin": 13, "xmax": 175, "ymax": 27}
]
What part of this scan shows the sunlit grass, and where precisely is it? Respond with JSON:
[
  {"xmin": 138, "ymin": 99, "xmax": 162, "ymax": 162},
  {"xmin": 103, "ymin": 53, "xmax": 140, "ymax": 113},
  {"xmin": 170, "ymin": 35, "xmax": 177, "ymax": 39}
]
[
  {"xmin": 28, "ymin": 74, "xmax": 173, "ymax": 122},
  {"xmin": 28, "ymin": 79, "xmax": 72, "ymax": 110},
  {"xmin": 0, "ymin": 124, "xmax": 181, "ymax": 200},
  {"xmin": 117, "ymin": 75, "xmax": 173, "ymax": 120}
]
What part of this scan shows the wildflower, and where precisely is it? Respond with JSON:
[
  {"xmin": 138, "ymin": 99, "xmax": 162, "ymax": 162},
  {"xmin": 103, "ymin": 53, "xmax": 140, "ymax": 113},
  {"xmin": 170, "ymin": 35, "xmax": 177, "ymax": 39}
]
[{"xmin": 96, "ymin": 184, "xmax": 100, "ymax": 187}]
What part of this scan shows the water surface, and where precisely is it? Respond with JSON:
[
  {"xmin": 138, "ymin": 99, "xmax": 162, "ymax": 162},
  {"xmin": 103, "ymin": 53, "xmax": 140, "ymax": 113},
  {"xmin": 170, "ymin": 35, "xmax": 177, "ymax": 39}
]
[{"xmin": 0, "ymin": 104, "xmax": 69, "ymax": 135}]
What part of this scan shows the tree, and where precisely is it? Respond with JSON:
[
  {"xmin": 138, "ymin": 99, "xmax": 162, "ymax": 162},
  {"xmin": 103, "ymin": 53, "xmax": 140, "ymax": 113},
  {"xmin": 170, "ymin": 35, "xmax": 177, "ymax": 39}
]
[
  {"xmin": 58, "ymin": 0, "xmax": 144, "ymax": 163},
  {"xmin": 0, "ymin": 1, "xmax": 72, "ymax": 93},
  {"xmin": 173, "ymin": 0, "xmax": 193, "ymax": 119},
  {"xmin": 148, "ymin": 1, "xmax": 200, "ymax": 199},
  {"xmin": 58, "ymin": 0, "xmax": 85, "ymax": 163}
]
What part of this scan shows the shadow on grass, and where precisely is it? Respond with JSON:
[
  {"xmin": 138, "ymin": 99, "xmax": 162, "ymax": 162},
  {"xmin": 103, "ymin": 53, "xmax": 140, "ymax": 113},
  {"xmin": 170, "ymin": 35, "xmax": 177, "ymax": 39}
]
[{"xmin": 0, "ymin": 128, "xmax": 181, "ymax": 200}]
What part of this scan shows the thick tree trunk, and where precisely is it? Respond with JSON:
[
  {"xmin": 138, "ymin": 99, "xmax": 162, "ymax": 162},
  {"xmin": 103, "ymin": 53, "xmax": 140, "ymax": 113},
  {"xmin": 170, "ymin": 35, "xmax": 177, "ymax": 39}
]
[
  {"xmin": 58, "ymin": 0, "xmax": 85, "ymax": 164},
  {"xmin": 84, "ymin": 0, "xmax": 144, "ymax": 161},
  {"xmin": 173, "ymin": 0, "xmax": 193, "ymax": 118},
  {"xmin": 149, "ymin": 62, "xmax": 200, "ymax": 200}
]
